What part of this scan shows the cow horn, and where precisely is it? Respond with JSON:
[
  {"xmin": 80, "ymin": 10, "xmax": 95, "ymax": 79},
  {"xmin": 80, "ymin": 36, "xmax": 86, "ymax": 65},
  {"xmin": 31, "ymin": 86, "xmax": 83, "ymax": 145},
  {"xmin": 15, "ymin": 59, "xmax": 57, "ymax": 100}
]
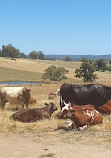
[{"xmin": 68, "ymin": 102, "xmax": 71, "ymax": 107}]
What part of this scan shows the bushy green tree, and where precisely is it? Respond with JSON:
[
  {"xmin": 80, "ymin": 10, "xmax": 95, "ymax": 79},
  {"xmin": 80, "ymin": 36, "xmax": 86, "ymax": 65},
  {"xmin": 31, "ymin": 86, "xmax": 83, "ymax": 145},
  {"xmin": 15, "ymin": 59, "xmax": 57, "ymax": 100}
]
[
  {"xmin": 29, "ymin": 51, "xmax": 38, "ymax": 59},
  {"xmin": 64, "ymin": 56, "xmax": 72, "ymax": 61},
  {"xmin": 107, "ymin": 65, "xmax": 111, "ymax": 71},
  {"xmin": 42, "ymin": 65, "xmax": 69, "ymax": 81},
  {"xmin": 28, "ymin": 51, "xmax": 45, "ymax": 60},
  {"xmin": 1, "ymin": 44, "xmax": 20, "ymax": 58},
  {"xmin": 19, "ymin": 52, "xmax": 26, "ymax": 58},
  {"xmin": 38, "ymin": 51, "xmax": 45, "ymax": 60},
  {"xmin": 95, "ymin": 59, "xmax": 108, "ymax": 72},
  {"xmin": 75, "ymin": 61, "xmax": 98, "ymax": 82}
]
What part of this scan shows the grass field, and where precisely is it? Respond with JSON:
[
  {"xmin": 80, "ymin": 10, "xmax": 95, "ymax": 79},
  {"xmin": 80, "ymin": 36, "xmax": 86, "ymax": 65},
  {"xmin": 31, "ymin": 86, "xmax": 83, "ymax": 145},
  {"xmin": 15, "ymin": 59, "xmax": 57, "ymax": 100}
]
[
  {"xmin": 0, "ymin": 57, "xmax": 111, "ymax": 144},
  {"xmin": 0, "ymin": 57, "xmax": 111, "ymax": 84}
]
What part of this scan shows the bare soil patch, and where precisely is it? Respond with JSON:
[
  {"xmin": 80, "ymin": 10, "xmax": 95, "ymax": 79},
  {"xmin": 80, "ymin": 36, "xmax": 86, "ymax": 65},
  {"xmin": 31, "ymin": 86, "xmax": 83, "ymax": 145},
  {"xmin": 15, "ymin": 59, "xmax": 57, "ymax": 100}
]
[{"xmin": 0, "ymin": 133, "xmax": 111, "ymax": 158}]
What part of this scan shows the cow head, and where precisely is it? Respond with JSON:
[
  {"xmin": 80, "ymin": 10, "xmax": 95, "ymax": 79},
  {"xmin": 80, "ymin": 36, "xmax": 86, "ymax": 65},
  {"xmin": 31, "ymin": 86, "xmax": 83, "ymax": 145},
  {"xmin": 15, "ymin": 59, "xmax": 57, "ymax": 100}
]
[
  {"xmin": 45, "ymin": 102, "xmax": 58, "ymax": 113},
  {"xmin": 58, "ymin": 102, "xmax": 75, "ymax": 119}
]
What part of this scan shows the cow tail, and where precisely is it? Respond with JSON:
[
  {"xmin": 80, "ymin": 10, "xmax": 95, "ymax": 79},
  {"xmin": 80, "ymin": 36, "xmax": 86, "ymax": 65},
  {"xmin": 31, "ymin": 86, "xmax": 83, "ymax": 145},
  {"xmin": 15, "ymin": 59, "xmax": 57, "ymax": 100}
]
[{"xmin": 60, "ymin": 94, "xmax": 62, "ymax": 110}]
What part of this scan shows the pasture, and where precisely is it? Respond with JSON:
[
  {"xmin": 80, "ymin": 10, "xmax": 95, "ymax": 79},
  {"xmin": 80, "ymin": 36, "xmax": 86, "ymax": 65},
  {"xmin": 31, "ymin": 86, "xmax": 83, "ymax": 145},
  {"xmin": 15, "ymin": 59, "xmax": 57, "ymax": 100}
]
[{"xmin": 0, "ymin": 57, "xmax": 111, "ymax": 145}]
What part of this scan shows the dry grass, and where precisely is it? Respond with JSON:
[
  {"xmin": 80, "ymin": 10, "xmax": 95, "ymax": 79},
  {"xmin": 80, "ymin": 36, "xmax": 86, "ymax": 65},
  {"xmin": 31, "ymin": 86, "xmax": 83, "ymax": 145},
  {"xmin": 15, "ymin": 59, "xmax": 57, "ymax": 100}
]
[{"xmin": 0, "ymin": 83, "xmax": 111, "ymax": 145}]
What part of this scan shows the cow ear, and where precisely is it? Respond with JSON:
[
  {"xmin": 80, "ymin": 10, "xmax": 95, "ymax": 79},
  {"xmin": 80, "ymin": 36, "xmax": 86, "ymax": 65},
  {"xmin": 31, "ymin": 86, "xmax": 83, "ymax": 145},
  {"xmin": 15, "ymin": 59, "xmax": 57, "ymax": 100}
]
[{"xmin": 68, "ymin": 102, "xmax": 71, "ymax": 107}]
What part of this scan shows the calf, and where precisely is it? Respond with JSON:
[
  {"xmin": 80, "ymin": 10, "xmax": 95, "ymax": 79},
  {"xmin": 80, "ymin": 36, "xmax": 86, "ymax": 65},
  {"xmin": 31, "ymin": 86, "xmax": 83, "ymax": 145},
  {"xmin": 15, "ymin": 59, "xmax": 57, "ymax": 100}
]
[
  {"xmin": 0, "ymin": 87, "xmax": 31, "ymax": 109},
  {"xmin": 29, "ymin": 98, "xmax": 36, "ymax": 104},
  {"xmin": 58, "ymin": 102, "xmax": 103, "ymax": 130},
  {"xmin": 48, "ymin": 88, "xmax": 60, "ymax": 100},
  {"xmin": 48, "ymin": 93, "xmax": 56, "ymax": 99},
  {"xmin": 10, "ymin": 102, "xmax": 57, "ymax": 123}
]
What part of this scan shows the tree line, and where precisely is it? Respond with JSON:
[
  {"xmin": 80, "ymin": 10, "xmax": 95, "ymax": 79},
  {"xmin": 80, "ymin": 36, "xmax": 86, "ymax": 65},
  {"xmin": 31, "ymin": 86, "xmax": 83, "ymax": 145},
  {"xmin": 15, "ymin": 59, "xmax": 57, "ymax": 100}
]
[{"xmin": 0, "ymin": 44, "xmax": 45, "ymax": 60}]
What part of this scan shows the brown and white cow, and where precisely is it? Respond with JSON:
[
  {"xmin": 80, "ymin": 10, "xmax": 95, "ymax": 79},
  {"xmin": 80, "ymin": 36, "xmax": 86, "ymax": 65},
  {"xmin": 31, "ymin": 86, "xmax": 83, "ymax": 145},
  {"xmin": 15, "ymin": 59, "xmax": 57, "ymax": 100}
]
[
  {"xmin": 10, "ymin": 102, "xmax": 57, "ymax": 123},
  {"xmin": 57, "ymin": 102, "xmax": 103, "ymax": 130},
  {"xmin": 0, "ymin": 87, "xmax": 31, "ymax": 109}
]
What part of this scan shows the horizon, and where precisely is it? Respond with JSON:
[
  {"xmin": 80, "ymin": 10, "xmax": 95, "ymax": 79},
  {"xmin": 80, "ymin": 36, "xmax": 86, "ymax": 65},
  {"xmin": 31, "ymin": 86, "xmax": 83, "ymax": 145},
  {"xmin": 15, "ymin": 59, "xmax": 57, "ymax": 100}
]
[{"xmin": 0, "ymin": 0, "xmax": 111, "ymax": 55}]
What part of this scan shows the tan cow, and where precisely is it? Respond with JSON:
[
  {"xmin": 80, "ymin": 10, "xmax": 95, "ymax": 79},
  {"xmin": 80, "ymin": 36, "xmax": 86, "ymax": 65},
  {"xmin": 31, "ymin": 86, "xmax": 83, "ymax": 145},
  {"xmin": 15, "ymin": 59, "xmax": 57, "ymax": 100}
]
[{"xmin": 0, "ymin": 87, "xmax": 31, "ymax": 109}]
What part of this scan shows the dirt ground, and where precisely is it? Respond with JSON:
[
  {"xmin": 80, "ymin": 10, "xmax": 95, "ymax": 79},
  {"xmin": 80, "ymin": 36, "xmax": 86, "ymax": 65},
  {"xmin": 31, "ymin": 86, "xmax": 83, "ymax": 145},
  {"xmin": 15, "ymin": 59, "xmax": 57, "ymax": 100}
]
[{"xmin": 0, "ymin": 134, "xmax": 111, "ymax": 158}]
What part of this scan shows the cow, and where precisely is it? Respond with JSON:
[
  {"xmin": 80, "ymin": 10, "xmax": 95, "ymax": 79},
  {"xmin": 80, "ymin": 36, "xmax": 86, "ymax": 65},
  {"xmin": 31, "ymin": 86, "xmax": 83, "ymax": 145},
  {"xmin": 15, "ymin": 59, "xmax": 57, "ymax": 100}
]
[
  {"xmin": 58, "ymin": 102, "xmax": 103, "ymax": 130},
  {"xmin": 60, "ymin": 83, "xmax": 111, "ymax": 110},
  {"xmin": 98, "ymin": 99, "xmax": 111, "ymax": 115},
  {"xmin": 10, "ymin": 102, "xmax": 57, "ymax": 123},
  {"xmin": 0, "ymin": 87, "xmax": 31, "ymax": 109},
  {"xmin": 48, "ymin": 88, "xmax": 60, "ymax": 100},
  {"xmin": 48, "ymin": 93, "xmax": 56, "ymax": 99},
  {"xmin": 29, "ymin": 97, "xmax": 36, "ymax": 104}
]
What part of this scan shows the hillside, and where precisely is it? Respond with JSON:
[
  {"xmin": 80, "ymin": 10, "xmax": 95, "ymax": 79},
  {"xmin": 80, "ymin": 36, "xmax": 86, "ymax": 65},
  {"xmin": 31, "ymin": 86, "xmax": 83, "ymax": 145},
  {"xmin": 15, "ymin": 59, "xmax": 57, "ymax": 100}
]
[
  {"xmin": 45, "ymin": 54, "xmax": 111, "ymax": 60},
  {"xmin": 0, "ymin": 57, "xmax": 111, "ymax": 85}
]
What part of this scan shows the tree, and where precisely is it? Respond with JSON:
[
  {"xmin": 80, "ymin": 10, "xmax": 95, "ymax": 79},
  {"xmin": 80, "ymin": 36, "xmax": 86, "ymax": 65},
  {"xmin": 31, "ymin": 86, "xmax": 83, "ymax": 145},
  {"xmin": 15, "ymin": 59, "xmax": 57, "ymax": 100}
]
[
  {"xmin": 81, "ymin": 57, "xmax": 89, "ymax": 62},
  {"xmin": 64, "ymin": 56, "xmax": 72, "ymax": 61},
  {"xmin": 1, "ymin": 44, "xmax": 20, "ymax": 58},
  {"xmin": 29, "ymin": 51, "xmax": 38, "ymax": 59},
  {"xmin": 42, "ymin": 65, "xmax": 69, "ymax": 81},
  {"xmin": 38, "ymin": 51, "xmax": 45, "ymax": 60},
  {"xmin": 75, "ymin": 61, "xmax": 98, "ymax": 82},
  {"xmin": 19, "ymin": 52, "xmax": 26, "ymax": 58},
  {"xmin": 95, "ymin": 59, "xmax": 108, "ymax": 72},
  {"xmin": 0, "ymin": 49, "xmax": 1, "ymax": 56}
]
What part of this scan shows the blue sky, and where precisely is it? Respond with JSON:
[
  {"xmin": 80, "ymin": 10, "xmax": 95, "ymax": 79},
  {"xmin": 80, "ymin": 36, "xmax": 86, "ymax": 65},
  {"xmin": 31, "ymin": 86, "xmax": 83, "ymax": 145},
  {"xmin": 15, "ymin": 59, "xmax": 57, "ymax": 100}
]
[{"xmin": 0, "ymin": 0, "xmax": 111, "ymax": 55}]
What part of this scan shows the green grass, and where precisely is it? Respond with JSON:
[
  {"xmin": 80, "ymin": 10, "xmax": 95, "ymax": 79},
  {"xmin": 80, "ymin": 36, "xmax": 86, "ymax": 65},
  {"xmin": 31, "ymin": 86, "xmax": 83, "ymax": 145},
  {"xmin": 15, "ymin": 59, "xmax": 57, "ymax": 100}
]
[{"xmin": 0, "ymin": 67, "xmax": 43, "ymax": 82}]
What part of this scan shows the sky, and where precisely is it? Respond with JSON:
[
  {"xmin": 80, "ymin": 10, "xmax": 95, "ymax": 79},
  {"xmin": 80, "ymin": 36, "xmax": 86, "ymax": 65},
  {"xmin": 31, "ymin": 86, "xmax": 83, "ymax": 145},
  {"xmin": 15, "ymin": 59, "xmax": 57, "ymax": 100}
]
[{"xmin": 0, "ymin": 0, "xmax": 111, "ymax": 55}]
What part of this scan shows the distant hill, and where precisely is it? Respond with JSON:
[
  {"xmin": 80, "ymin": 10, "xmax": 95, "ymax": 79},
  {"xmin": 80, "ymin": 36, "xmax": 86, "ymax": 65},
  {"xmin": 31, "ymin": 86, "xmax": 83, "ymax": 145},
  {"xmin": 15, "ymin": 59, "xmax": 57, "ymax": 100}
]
[{"xmin": 45, "ymin": 54, "xmax": 111, "ymax": 60}]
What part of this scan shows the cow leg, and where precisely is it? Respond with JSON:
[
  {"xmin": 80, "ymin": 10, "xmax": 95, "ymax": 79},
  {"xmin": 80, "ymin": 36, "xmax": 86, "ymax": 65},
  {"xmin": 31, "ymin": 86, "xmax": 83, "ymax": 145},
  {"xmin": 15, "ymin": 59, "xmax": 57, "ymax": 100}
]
[
  {"xmin": 0, "ymin": 99, "xmax": 7, "ymax": 109},
  {"xmin": 20, "ymin": 102, "xmax": 24, "ymax": 109},
  {"xmin": 18, "ymin": 96, "xmax": 25, "ymax": 109},
  {"xmin": 78, "ymin": 125, "xmax": 88, "ymax": 131},
  {"xmin": 25, "ymin": 103, "xmax": 28, "ymax": 108}
]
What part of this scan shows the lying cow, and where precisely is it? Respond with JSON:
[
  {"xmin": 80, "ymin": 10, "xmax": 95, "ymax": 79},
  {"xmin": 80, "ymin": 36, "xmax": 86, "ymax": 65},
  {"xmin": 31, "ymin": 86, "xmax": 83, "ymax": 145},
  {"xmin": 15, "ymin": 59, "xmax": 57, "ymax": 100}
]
[
  {"xmin": 10, "ymin": 102, "xmax": 57, "ymax": 123},
  {"xmin": 58, "ymin": 102, "xmax": 103, "ymax": 130},
  {"xmin": 0, "ymin": 87, "xmax": 31, "ymax": 109},
  {"xmin": 29, "ymin": 97, "xmax": 36, "ymax": 104}
]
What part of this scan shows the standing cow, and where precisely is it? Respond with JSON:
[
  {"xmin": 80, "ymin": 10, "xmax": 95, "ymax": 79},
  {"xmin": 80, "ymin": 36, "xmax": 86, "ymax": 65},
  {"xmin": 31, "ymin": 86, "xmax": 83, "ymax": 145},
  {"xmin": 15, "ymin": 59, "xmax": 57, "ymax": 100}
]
[
  {"xmin": 0, "ymin": 87, "xmax": 31, "ymax": 109},
  {"xmin": 60, "ymin": 83, "xmax": 111, "ymax": 110}
]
